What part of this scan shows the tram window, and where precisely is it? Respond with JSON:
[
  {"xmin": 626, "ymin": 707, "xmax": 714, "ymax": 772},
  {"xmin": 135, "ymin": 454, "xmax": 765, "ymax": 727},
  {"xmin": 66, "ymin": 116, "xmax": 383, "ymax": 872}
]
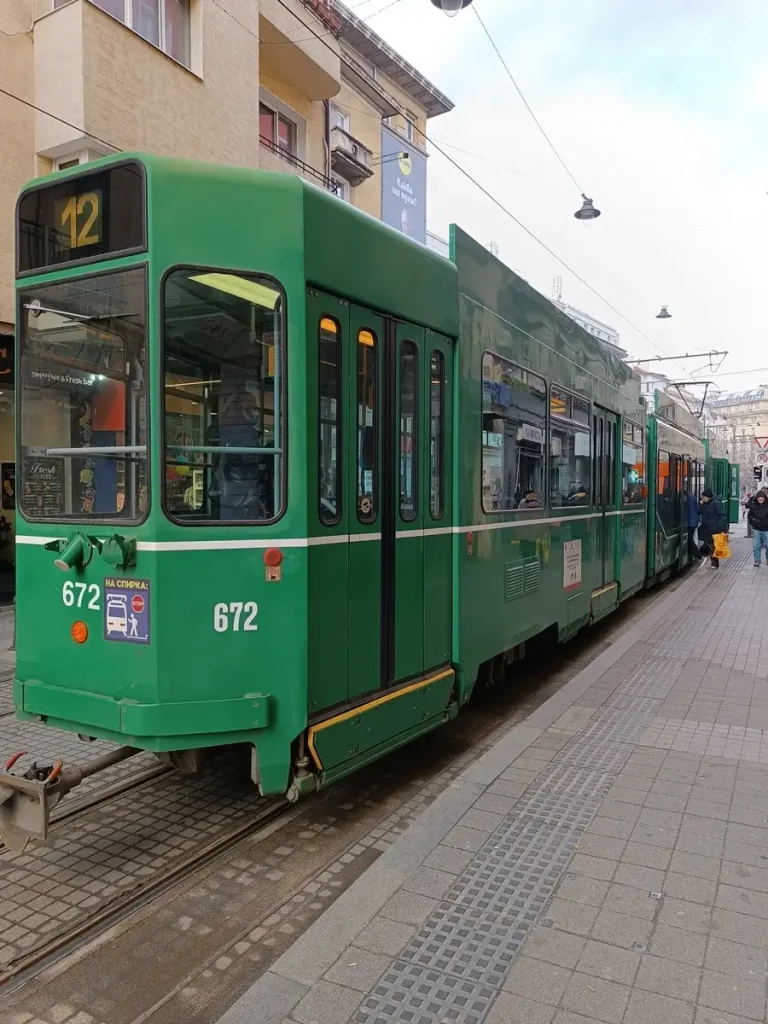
[
  {"xmin": 550, "ymin": 386, "xmax": 591, "ymax": 507},
  {"xmin": 19, "ymin": 267, "xmax": 148, "ymax": 522},
  {"xmin": 621, "ymin": 422, "xmax": 644, "ymax": 504},
  {"xmin": 357, "ymin": 329, "xmax": 377, "ymax": 524},
  {"xmin": 657, "ymin": 449, "xmax": 676, "ymax": 532},
  {"xmin": 162, "ymin": 268, "xmax": 285, "ymax": 525},
  {"xmin": 481, "ymin": 352, "xmax": 546, "ymax": 513},
  {"xmin": 399, "ymin": 341, "xmax": 419, "ymax": 522},
  {"xmin": 429, "ymin": 350, "xmax": 445, "ymax": 520},
  {"xmin": 318, "ymin": 317, "xmax": 341, "ymax": 525}
]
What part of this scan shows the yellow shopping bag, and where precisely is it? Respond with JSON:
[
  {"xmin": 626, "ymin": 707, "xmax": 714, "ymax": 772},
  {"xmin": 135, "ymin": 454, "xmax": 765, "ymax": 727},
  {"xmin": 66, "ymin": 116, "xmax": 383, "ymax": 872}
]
[{"xmin": 713, "ymin": 533, "xmax": 731, "ymax": 559}]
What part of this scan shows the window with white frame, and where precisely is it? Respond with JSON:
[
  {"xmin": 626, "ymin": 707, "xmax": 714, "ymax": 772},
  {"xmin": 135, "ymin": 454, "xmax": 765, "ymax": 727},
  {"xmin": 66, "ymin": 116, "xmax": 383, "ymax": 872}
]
[
  {"xmin": 331, "ymin": 175, "xmax": 350, "ymax": 203},
  {"xmin": 330, "ymin": 106, "xmax": 349, "ymax": 133},
  {"xmin": 404, "ymin": 110, "xmax": 417, "ymax": 142},
  {"xmin": 53, "ymin": 0, "xmax": 191, "ymax": 68},
  {"xmin": 259, "ymin": 102, "xmax": 298, "ymax": 158}
]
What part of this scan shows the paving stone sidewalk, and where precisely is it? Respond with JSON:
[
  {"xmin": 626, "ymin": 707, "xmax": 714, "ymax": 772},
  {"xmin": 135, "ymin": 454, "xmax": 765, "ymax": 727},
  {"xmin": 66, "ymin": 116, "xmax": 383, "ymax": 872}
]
[{"xmin": 218, "ymin": 536, "xmax": 768, "ymax": 1024}]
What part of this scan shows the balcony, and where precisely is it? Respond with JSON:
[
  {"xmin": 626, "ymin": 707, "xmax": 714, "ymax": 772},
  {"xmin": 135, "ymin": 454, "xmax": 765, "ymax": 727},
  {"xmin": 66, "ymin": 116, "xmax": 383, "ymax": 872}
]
[
  {"xmin": 260, "ymin": 0, "xmax": 341, "ymax": 102},
  {"xmin": 330, "ymin": 126, "xmax": 373, "ymax": 186}
]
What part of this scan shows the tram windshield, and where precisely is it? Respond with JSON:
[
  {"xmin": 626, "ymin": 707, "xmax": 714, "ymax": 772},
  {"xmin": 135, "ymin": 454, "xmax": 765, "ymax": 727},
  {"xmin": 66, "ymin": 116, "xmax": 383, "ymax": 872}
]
[{"xmin": 18, "ymin": 267, "xmax": 147, "ymax": 521}]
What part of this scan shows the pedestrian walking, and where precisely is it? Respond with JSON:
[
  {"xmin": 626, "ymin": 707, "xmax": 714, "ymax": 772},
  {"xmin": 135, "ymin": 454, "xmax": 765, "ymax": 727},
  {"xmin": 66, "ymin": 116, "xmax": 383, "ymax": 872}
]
[
  {"xmin": 684, "ymin": 489, "xmax": 702, "ymax": 563},
  {"xmin": 699, "ymin": 488, "xmax": 728, "ymax": 569},
  {"xmin": 747, "ymin": 489, "xmax": 768, "ymax": 567}
]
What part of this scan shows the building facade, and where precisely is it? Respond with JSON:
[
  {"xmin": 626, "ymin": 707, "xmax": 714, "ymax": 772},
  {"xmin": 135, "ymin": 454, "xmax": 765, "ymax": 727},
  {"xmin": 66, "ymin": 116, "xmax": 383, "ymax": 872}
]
[
  {"xmin": 0, "ymin": 0, "xmax": 452, "ymax": 588},
  {"xmin": 710, "ymin": 387, "xmax": 768, "ymax": 488}
]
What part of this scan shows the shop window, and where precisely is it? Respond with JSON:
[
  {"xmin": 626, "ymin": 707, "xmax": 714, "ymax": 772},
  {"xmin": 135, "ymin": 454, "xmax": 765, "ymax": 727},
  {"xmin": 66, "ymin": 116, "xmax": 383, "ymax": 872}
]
[
  {"xmin": 482, "ymin": 352, "xmax": 546, "ymax": 512},
  {"xmin": 550, "ymin": 386, "xmax": 591, "ymax": 507}
]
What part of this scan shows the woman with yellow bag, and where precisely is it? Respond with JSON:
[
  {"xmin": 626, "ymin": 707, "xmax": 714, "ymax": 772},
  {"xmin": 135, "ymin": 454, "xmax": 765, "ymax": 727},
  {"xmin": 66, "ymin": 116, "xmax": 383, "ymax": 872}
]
[{"xmin": 699, "ymin": 489, "xmax": 729, "ymax": 570}]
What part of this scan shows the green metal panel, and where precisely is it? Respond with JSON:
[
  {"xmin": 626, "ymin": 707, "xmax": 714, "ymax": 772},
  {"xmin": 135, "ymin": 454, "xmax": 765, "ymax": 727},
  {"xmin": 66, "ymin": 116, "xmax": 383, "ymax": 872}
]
[{"xmin": 302, "ymin": 184, "xmax": 458, "ymax": 338}]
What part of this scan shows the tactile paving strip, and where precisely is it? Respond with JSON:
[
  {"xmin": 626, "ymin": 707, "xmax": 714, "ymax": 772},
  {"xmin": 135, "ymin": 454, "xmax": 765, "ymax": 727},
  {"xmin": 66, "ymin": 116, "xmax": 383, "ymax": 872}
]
[{"xmin": 354, "ymin": 583, "xmax": 718, "ymax": 1022}]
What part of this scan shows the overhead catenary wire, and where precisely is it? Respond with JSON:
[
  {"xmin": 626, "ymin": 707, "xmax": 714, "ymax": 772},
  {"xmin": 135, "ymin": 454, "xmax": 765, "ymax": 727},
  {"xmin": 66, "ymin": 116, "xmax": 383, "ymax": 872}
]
[
  {"xmin": 471, "ymin": 5, "xmax": 584, "ymax": 195},
  {"xmin": 2, "ymin": 0, "xmax": 670, "ymax": 361},
  {"xmin": 219, "ymin": 0, "xmax": 671, "ymax": 359}
]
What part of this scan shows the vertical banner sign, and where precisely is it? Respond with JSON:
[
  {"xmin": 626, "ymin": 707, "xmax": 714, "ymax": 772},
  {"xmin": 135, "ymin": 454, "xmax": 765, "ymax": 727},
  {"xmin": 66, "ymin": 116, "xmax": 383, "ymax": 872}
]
[
  {"xmin": 563, "ymin": 539, "xmax": 582, "ymax": 590},
  {"xmin": 380, "ymin": 126, "xmax": 427, "ymax": 244}
]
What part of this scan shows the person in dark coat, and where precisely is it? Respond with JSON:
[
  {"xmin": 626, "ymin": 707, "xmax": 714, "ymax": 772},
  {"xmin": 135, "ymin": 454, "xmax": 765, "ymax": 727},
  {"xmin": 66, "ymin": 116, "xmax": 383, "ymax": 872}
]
[
  {"xmin": 747, "ymin": 490, "xmax": 768, "ymax": 566},
  {"xmin": 699, "ymin": 488, "xmax": 728, "ymax": 569},
  {"xmin": 684, "ymin": 490, "xmax": 702, "ymax": 563}
]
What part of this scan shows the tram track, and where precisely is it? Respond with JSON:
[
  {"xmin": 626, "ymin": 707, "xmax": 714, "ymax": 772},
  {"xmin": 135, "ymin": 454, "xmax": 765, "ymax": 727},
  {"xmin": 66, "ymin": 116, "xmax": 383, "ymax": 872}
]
[{"xmin": 0, "ymin": 796, "xmax": 296, "ymax": 990}]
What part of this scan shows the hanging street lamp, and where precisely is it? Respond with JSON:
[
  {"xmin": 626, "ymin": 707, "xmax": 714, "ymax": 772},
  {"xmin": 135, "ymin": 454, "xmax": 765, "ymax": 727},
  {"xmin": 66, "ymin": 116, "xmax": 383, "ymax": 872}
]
[
  {"xmin": 656, "ymin": 306, "xmax": 672, "ymax": 319},
  {"xmin": 574, "ymin": 194, "xmax": 601, "ymax": 220},
  {"xmin": 430, "ymin": 0, "xmax": 474, "ymax": 15}
]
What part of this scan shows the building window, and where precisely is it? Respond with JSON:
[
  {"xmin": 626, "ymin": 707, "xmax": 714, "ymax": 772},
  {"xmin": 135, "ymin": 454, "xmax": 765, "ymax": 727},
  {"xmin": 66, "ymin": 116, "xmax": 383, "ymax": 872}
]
[
  {"xmin": 331, "ymin": 176, "xmax": 350, "ymax": 203},
  {"xmin": 330, "ymin": 105, "xmax": 349, "ymax": 132},
  {"xmin": 259, "ymin": 102, "xmax": 298, "ymax": 158},
  {"xmin": 56, "ymin": 158, "xmax": 82, "ymax": 171},
  {"xmin": 550, "ymin": 386, "xmax": 591, "ymax": 507},
  {"xmin": 404, "ymin": 111, "xmax": 417, "ymax": 142},
  {"xmin": 54, "ymin": 0, "xmax": 191, "ymax": 68},
  {"xmin": 482, "ymin": 351, "xmax": 546, "ymax": 513}
]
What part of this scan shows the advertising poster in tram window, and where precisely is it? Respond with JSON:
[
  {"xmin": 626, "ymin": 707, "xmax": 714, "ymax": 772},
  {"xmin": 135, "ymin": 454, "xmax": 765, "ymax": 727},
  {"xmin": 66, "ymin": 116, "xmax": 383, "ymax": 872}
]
[
  {"xmin": 1, "ymin": 464, "xmax": 14, "ymax": 509},
  {"xmin": 380, "ymin": 126, "xmax": 427, "ymax": 244}
]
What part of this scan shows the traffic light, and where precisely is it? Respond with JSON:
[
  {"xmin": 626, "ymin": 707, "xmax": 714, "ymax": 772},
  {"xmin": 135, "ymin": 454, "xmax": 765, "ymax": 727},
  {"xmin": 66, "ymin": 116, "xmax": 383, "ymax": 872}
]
[{"xmin": 430, "ymin": 0, "xmax": 474, "ymax": 13}]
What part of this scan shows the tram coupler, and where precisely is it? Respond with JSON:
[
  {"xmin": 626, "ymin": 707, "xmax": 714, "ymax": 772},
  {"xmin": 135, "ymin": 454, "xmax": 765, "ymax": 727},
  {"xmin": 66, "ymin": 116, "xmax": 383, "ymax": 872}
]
[{"xmin": 0, "ymin": 745, "xmax": 140, "ymax": 853}]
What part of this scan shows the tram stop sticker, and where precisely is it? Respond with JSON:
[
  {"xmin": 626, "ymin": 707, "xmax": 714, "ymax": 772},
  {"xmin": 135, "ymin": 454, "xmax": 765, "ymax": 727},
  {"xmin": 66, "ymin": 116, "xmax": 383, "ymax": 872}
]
[
  {"xmin": 563, "ymin": 539, "xmax": 582, "ymax": 591},
  {"xmin": 103, "ymin": 577, "xmax": 151, "ymax": 644}
]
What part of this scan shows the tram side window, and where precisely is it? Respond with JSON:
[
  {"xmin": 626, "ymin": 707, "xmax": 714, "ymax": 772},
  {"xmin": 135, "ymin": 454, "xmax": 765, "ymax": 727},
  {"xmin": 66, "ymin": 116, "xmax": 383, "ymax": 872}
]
[
  {"xmin": 657, "ymin": 449, "xmax": 677, "ymax": 532},
  {"xmin": 400, "ymin": 341, "xmax": 419, "ymax": 522},
  {"xmin": 163, "ymin": 268, "xmax": 284, "ymax": 524},
  {"xmin": 482, "ymin": 352, "xmax": 546, "ymax": 512},
  {"xmin": 319, "ymin": 317, "xmax": 341, "ymax": 525},
  {"xmin": 429, "ymin": 350, "xmax": 445, "ymax": 520},
  {"xmin": 550, "ymin": 386, "xmax": 591, "ymax": 507},
  {"xmin": 621, "ymin": 422, "xmax": 644, "ymax": 504},
  {"xmin": 357, "ymin": 329, "xmax": 377, "ymax": 523}
]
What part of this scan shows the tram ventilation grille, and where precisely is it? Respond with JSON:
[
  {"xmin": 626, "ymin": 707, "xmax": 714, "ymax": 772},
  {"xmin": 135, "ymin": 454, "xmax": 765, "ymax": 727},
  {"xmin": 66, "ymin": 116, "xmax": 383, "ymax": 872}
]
[{"xmin": 505, "ymin": 558, "xmax": 540, "ymax": 602}]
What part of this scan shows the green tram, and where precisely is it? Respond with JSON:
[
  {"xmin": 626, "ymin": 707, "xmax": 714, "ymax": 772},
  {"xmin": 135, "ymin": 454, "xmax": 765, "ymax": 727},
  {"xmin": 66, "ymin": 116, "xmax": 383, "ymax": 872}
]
[{"xmin": 3, "ymin": 154, "xmax": 738, "ymax": 843}]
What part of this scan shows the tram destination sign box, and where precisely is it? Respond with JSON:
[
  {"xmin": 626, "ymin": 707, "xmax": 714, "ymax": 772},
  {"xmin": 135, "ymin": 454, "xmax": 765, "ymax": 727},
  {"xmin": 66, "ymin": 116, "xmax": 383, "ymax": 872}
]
[{"xmin": 17, "ymin": 161, "xmax": 146, "ymax": 274}]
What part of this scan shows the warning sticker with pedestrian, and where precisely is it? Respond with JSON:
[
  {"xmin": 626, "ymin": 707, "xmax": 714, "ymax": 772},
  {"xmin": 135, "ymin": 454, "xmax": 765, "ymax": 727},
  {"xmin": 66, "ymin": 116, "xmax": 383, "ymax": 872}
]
[{"xmin": 103, "ymin": 577, "xmax": 151, "ymax": 644}]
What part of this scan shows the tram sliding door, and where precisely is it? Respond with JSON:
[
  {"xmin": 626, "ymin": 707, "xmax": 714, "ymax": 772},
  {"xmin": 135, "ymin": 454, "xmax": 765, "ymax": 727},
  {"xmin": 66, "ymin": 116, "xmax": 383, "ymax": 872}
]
[
  {"xmin": 347, "ymin": 306, "xmax": 453, "ymax": 701},
  {"xmin": 593, "ymin": 406, "xmax": 619, "ymax": 588}
]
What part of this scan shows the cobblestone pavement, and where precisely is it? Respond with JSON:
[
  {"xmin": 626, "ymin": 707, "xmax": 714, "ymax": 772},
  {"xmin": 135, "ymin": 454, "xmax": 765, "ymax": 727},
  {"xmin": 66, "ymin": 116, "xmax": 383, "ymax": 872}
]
[{"xmin": 218, "ymin": 536, "xmax": 768, "ymax": 1024}]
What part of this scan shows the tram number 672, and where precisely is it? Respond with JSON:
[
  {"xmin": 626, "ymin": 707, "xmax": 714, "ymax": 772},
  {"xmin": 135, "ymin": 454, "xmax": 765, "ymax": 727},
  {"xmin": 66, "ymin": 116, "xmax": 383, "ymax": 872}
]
[{"xmin": 214, "ymin": 602, "xmax": 258, "ymax": 633}]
